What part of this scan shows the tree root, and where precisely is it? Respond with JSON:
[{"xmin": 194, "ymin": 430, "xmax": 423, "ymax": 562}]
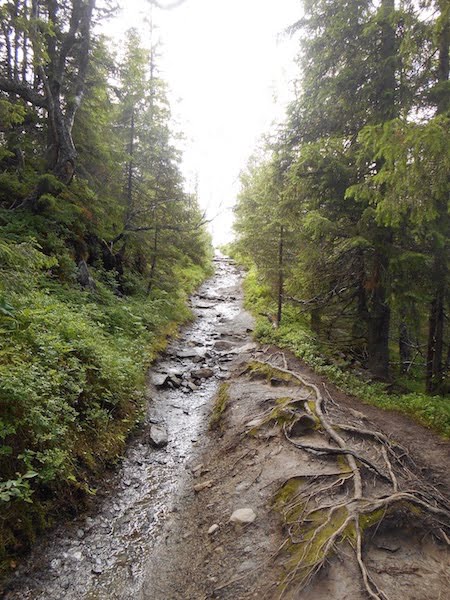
[{"xmin": 250, "ymin": 359, "xmax": 450, "ymax": 600}]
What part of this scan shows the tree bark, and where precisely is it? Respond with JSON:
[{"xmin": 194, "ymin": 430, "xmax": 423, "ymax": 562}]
[
  {"xmin": 0, "ymin": 0, "xmax": 96, "ymax": 187},
  {"xmin": 426, "ymin": 1, "xmax": 449, "ymax": 393},
  {"xmin": 398, "ymin": 312, "xmax": 411, "ymax": 374},
  {"xmin": 366, "ymin": 256, "xmax": 391, "ymax": 380},
  {"xmin": 276, "ymin": 224, "xmax": 284, "ymax": 327}
]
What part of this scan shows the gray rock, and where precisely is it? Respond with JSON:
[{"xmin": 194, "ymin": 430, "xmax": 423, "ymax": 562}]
[
  {"xmin": 151, "ymin": 372, "xmax": 169, "ymax": 388},
  {"xmin": 232, "ymin": 342, "xmax": 258, "ymax": 354},
  {"xmin": 214, "ymin": 340, "xmax": 235, "ymax": 351},
  {"xmin": 91, "ymin": 562, "xmax": 103, "ymax": 575},
  {"xmin": 77, "ymin": 260, "xmax": 96, "ymax": 291},
  {"xmin": 177, "ymin": 348, "xmax": 205, "ymax": 359},
  {"xmin": 149, "ymin": 424, "xmax": 168, "ymax": 448},
  {"xmin": 229, "ymin": 508, "xmax": 256, "ymax": 524},
  {"xmin": 167, "ymin": 375, "xmax": 182, "ymax": 388},
  {"xmin": 191, "ymin": 368, "xmax": 214, "ymax": 380}
]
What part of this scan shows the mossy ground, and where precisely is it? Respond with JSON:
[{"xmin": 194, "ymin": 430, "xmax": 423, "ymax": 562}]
[{"xmin": 210, "ymin": 383, "xmax": 231, "ymax": 430}]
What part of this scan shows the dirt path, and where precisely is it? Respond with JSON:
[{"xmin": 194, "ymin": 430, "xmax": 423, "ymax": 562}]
[{"xmin": 3, "ymin": 257, "xmax": 449, "ymax": 600}]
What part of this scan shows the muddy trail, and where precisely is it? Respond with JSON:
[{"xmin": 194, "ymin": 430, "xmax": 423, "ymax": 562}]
[{"xmin": 3, "ymin": 257, "xmax": 450, "ymax": 600}]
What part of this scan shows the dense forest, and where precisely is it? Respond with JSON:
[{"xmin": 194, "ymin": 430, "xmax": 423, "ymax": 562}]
[
  {"xmin": 233, "ymin": 0, "xmax": 449, "ymax": 402},
  {"xmin": 1, "ymin": 0, "xmax": 450, "ymax": 584},
  {"xmin": 0, "ymin": 0, "xmax": 211, "ymax": 566}
]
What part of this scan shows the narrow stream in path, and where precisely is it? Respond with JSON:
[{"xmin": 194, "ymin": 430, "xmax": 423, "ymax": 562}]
[{"xmin": 4, "ymin": 256, "xmax": 249, "ymax": 600}]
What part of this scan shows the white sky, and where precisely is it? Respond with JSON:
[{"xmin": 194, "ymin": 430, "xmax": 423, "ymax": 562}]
[{"xmin": 108, "ymin": 0, "xmax": 301, "ymax": 245}]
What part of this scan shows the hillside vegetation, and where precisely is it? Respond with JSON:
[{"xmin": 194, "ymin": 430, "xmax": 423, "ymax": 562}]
[
  {"xmin": 231, "ymin": 0, "xmax": 449, "ymax": 418},
  {"xmin": 0, "ymin": 4, "xmax": 211, "ymax": 569}
]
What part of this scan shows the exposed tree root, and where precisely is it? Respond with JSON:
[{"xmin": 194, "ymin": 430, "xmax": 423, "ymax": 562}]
[{"xmin": 249, "ymin": 358, "xmax": 450, "ymax": 600}]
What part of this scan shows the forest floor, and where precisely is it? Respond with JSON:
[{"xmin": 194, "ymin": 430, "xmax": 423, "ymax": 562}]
[{"xmin": 2, "ymin": 257, "xmax": 449, "ymax": 600}]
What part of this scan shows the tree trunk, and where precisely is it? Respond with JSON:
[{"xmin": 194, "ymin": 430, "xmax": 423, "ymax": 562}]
[
  {"xmin": 366, "ymin": 251, "xmax": 391, "ymax": 380},
  {"xmin": 363, "ymin": 0, "xmax": 397, "ymax": 380},
  {"xmin": 0, "ymin": 0, "xmax": 96, "ymax": 188},
  {"xmin": 426, "ymin": 1, "xmax": 449, "ymax": 393},
  {"xmin": 426, "ymin": 279, "xmax": 445, "ymax": 393},
  {"xmin": 276, "ymin": 224, "xmax": 284, "ymax": 327},
  {"xmin": 398, "ymin": 313, "xmax": 411, "ymax": 374},
  {"xmin": 311, "ymin": 308, "xmax": 321, "ymax": 335},
  {"xmin": 147, "ymin": 225, "xmax": 159, "ymax": 295}
]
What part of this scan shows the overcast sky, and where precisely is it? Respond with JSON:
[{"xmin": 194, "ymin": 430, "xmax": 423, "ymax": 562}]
[{"xmin": 108, "ymin": 0, "xmax": 301, "ymax": 245}]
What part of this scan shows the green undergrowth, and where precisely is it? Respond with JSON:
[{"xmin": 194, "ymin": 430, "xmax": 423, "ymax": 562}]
[
  {"xmin": 241, "ymin": 265, "xmax": 450, "ymax": 439},
  {"xmin": 209, "ymin": 383, "xmax": 230, "ymax": 431},
  {"xmin": 0, "ymin": 238, "xmax": 212, "ymax": 575}
]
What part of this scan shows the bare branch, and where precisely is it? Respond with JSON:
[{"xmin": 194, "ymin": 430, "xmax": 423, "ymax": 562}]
[{"xmin": 0, "ymin": 77, "xmax": 47, "ymax": 108}]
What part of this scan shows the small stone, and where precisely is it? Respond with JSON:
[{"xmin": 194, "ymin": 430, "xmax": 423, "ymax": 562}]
[
  {"xmin": 168, "ymin": 375, "xmax": 182, "ymax": 388},
  {"xmin": 208, "ymin": 524, "xmax": 219, "ymax": 535},
  {"xmin": 229, "ymin": 508, "xmax": 256, "ymax": 524},
  {"xmin": 50, "ymin": 558, "xmax": 62, "ymax": 570},
  {"xmin": 191, "ymin": 368, "xmax": 214, "ymax": 380},
  {"xmin": 71, "ymin": 551, "xmax": 83, "ymax": 561},
  {"xmin": 232, "ymin": 343, "xmax": 258, "ymax": 354},
  {"xmin": 149, "ymin": 424, "xmax": 169, "ymax": 448},
  {"xmin": 235, "ymin": 481, "xmax": 249, "ymax": 493},
  {"xmin": 213, "ymin": 340, "xmax": 235, "ymax": 351},
  {"xmin": 61, "ymin": 578, "xmax": 70, "ymax": 590},
  {"xmin": 92, "ymin": 564, "xmax": 103, "ymax": 575},
  {"xmin": 76, "ymin": 528, "xmax": 85, "ymax": 539},
  {"xmin": 194, "ymin": 480, "xmax": 213, "ymax": 492},
  {"xmin": 151, "ymin": 372, "xmax": 169, "ymax": 387}
]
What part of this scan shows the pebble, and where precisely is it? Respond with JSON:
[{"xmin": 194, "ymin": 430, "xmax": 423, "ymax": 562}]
[
  {"xmin": 194, "ymin": 480, "xmax": 213, "ymax": 492},
  {"xmin": 50, "ymin": 559, "xmax": 61, "ymax": 570},
  {"xmin": 208, "ymin": 524, "xmax": 219, "ymax": 535},
  {"xmin": 229, "ymin": 508, "xmax": 256, "ymax": 524},
  {"xmin": 92, "ymin": 564, "xmax": 103, "ymax": 575},
  {"xmin": 149, "ymin": 424, "xmax": 169, "ymax": 448}
]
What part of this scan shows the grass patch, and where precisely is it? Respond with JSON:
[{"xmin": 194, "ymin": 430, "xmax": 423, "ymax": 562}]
[{"xmin": 210, "ymin": 383, "xmax": 230, "ymax": 430}]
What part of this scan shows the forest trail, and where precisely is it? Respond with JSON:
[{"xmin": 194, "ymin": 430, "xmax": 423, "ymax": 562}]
[{"xmin": 3, "ymin": 257, "xmax": 450, "ymax": 600}]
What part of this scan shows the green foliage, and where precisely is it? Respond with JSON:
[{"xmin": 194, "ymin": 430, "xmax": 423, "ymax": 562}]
[
  {"xmin": 0, "ymin": 22, "xmax": 213, "ymax": 572},
  {"xmin": 0, "ymin": 250, "xmax": 209, "ymax": 568},
  {"xmin": 234, "ymin": 0, "xmax": 449, "ymax": 389},
  {"xmin": 243, "ymin": 268, "xmax": 450, "ymax": 438}
]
